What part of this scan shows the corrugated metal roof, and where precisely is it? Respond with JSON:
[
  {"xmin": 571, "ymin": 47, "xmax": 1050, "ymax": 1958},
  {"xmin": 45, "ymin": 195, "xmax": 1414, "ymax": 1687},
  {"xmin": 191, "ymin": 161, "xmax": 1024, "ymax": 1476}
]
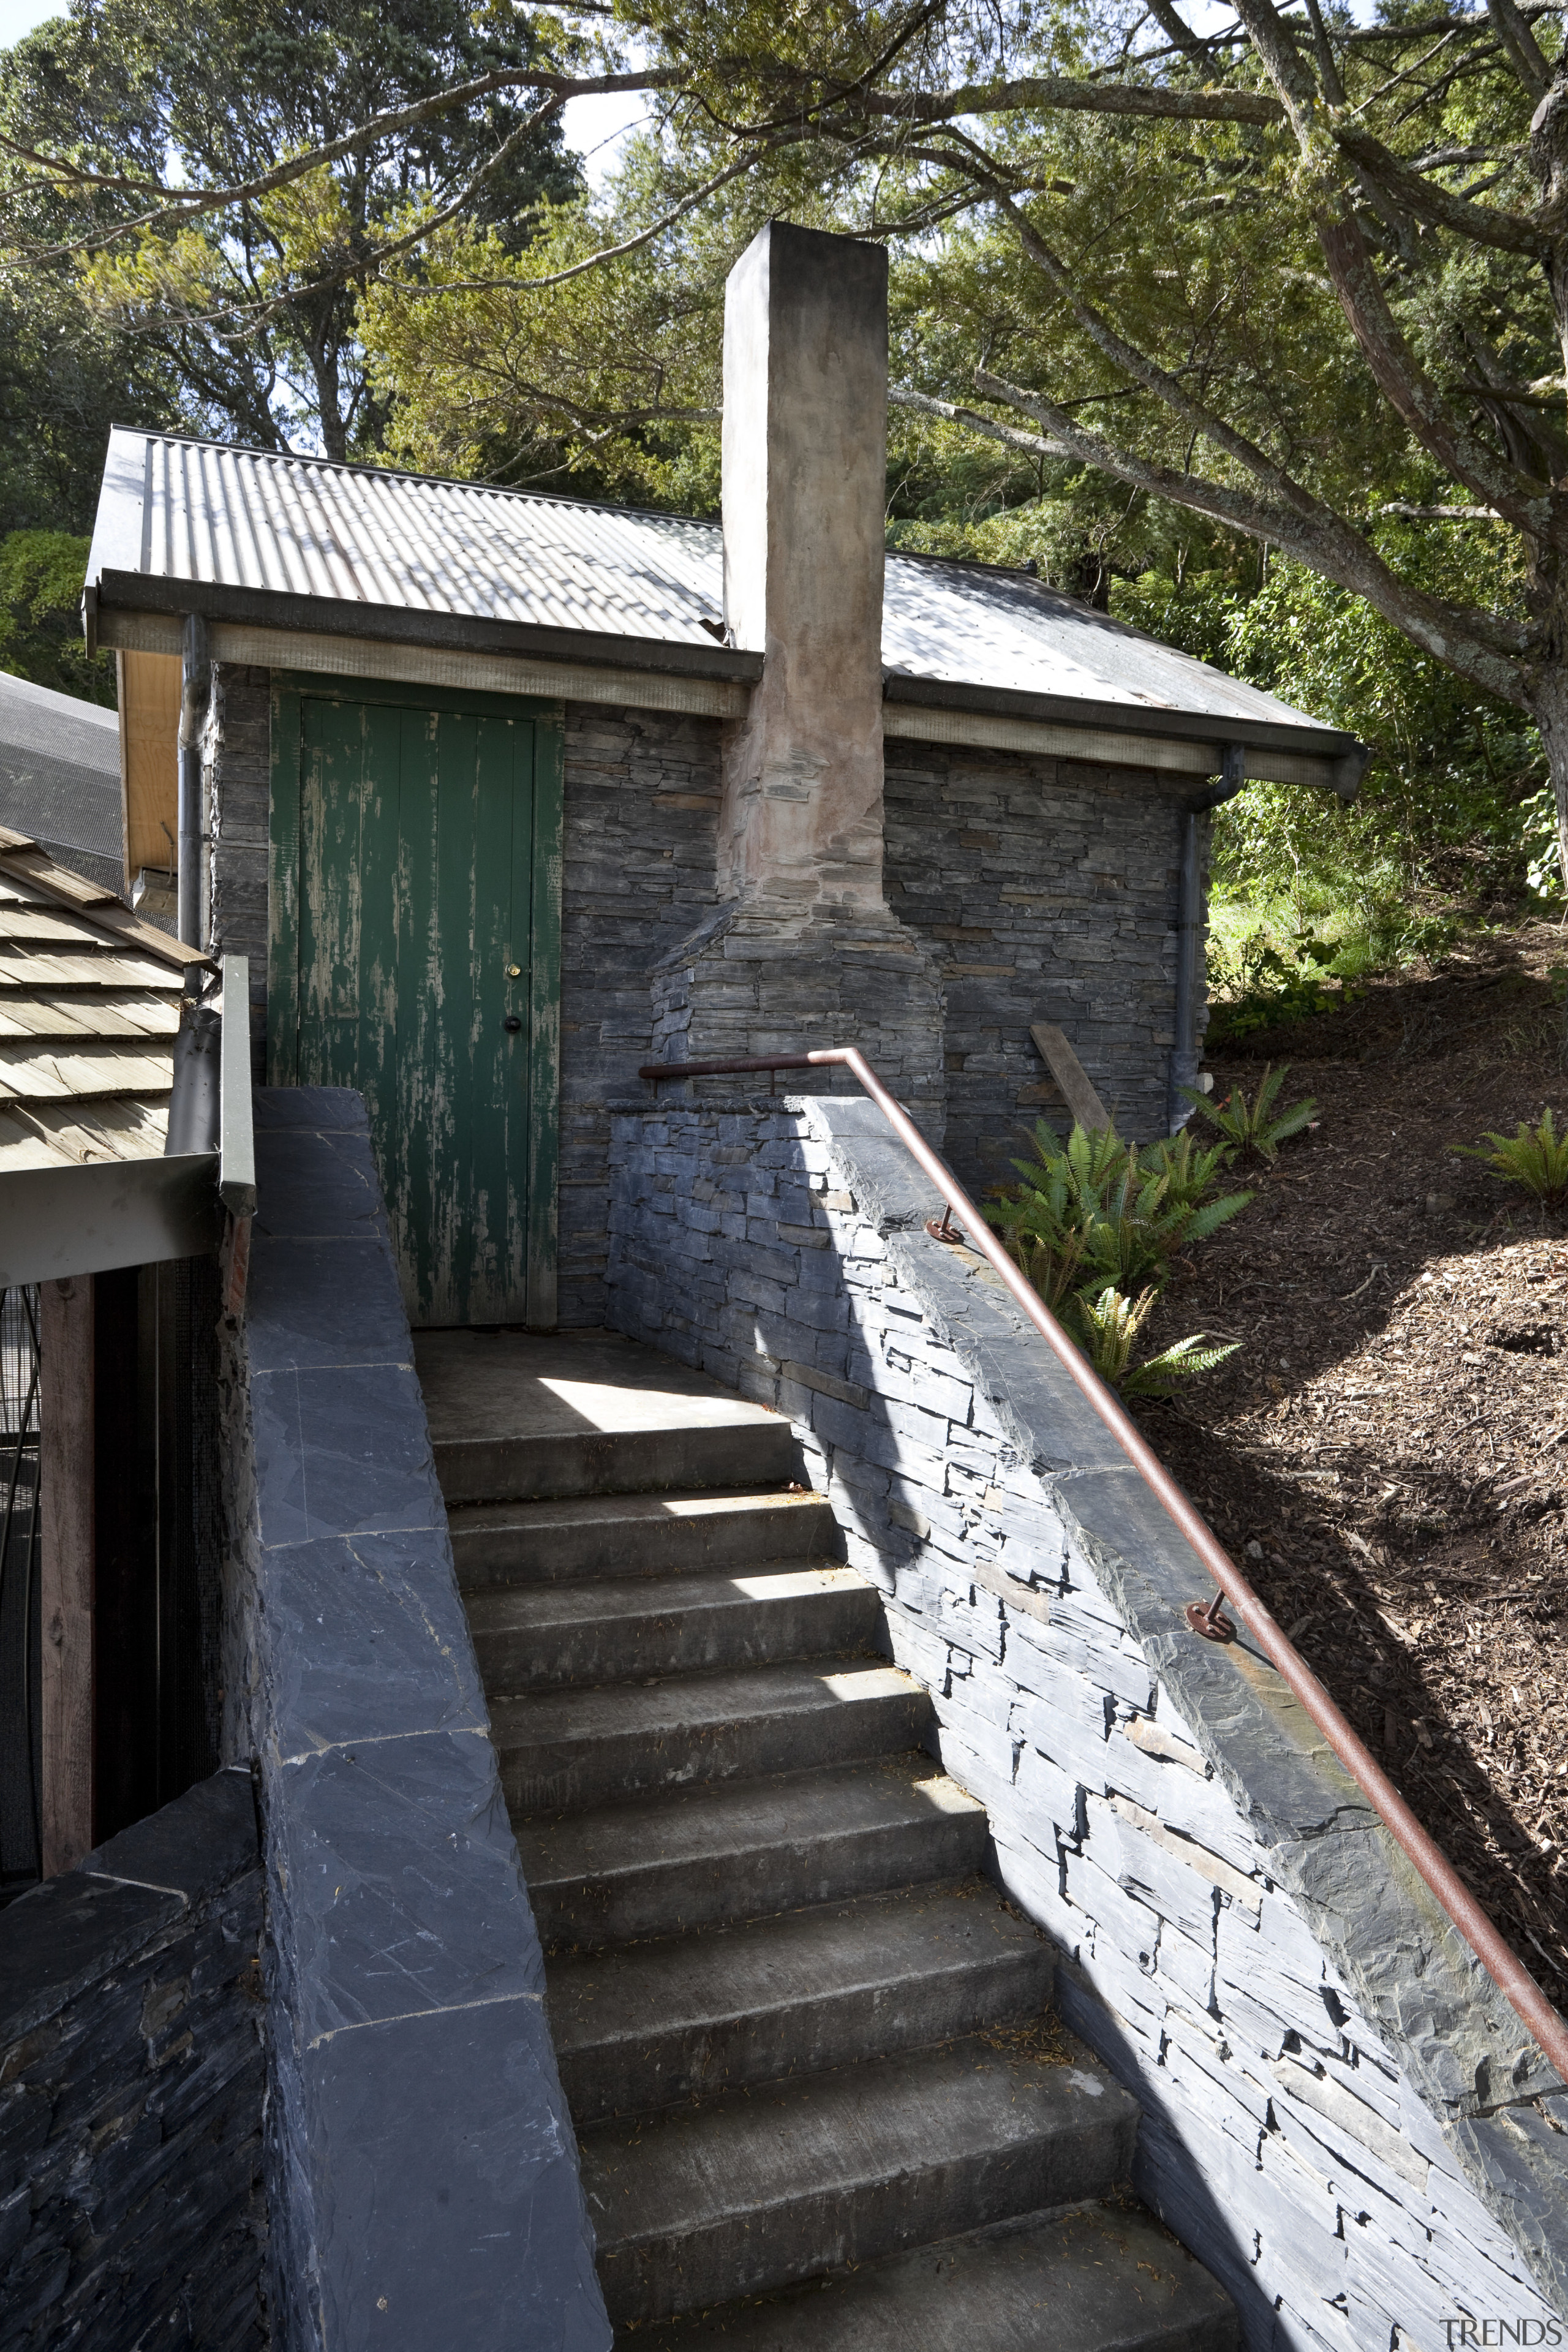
[
  {"xmin": 0, "ymin": 829, "xmax": 192, "ymax": 1172},
  {"xmin": 89, "ymin": 427, "xmax": 1331, "ymax": 739}
]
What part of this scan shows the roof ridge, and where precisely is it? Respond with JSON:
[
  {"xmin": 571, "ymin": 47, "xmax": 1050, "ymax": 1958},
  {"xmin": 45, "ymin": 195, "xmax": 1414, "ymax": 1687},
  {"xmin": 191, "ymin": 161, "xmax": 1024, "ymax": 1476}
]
[{"xmin": 110, "ymin": 424, "xmax": 725, "ymax": 534}]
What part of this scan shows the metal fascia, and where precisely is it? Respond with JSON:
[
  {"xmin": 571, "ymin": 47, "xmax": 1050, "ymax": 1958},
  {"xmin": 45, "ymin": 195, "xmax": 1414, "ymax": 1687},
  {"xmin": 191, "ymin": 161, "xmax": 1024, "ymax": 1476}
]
[
  {"xmin": 92, "ymin": 570, "xmax": 761, "ymax": 686},
  {"xmin": 882, "ymin": 667, "xmax": 1358, "ymax": 763},
  {"xmin": 96, "ymin": 611, "xmax": 752, "ymax": 720},
  {"xmin": 0, "ymin": 1153, "xmax": 220, "ymax": 1286},
  {"xmin": 882, "ymin": 701, "xmax": 1346, "ymax": 791}
]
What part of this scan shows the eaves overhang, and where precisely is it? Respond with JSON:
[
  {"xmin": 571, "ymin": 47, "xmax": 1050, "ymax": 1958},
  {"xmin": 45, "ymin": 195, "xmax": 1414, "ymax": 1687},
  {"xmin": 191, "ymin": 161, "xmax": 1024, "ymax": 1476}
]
[
  {"xmin": 881, "ymin": 668, "xmax": 1360, "ymax": 770},
  {"xmin": 85, "ymin": 570, "xmax": 1365, "ymax": 797},
  {"xmin": 87, "ymin": 570, "xmax": 763, "ymax": 688}
]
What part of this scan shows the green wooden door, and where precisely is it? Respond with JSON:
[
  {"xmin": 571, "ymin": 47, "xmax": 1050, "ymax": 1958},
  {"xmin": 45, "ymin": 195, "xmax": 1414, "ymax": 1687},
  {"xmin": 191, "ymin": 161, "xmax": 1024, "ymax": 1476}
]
[{"xmin": 269, "ymin": 677, "xmax": 563, "ymax": 1329}]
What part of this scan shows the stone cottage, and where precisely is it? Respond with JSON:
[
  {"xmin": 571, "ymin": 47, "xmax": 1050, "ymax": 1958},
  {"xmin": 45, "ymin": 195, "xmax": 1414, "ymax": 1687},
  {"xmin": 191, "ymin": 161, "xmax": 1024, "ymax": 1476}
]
[
  {"xmin": 15, "ymin": 217, "xmax": 1555, "ymax": 2352},
  {"xmin": 84, "ymin": 219, "xmax": 1362, "ymax": 1334}
]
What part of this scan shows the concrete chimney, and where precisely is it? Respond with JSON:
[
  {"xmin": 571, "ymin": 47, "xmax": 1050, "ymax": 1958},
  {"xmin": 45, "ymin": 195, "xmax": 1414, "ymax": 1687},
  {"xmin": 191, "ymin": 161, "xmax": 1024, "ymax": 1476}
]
[
  {"xmin": 718, "ymin": 221, "xmax": 889, "ymax": 913},
  {"xmin": 650, "ymin": 218, "xmax": 945, "ymax": 1129}
]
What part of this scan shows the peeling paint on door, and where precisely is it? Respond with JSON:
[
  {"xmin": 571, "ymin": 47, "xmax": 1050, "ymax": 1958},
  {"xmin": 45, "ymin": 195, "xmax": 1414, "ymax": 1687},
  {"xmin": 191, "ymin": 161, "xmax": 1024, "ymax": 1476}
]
[{"xmin": 269, "ymin": 676, "xmax": 563, "ymax": 1329}]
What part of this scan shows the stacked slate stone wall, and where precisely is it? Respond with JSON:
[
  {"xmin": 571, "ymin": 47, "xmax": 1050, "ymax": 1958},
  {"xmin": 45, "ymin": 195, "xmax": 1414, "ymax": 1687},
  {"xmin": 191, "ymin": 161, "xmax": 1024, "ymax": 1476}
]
[
  {"xmin": 206, "ymin": 664, "xmax": 271, "ymax": 1079},
  {"xmin": 883, "ymin": 737, "xmax": 1197, "ymax": 1195},
  {"xmin": 605, "ymin": 1096, "xmax": 1568, "ymax": 2349},
  {"xmin": 0, "ymin": 1766, "xmax": 268, "ymax": 2350},
  {"xmin": 556, "ymin": 705, "xmax": 728, "ymax": 1325},
  {"xmin": 219, "ymin": 1087, "xmax": 609, "ymax": 2352}
]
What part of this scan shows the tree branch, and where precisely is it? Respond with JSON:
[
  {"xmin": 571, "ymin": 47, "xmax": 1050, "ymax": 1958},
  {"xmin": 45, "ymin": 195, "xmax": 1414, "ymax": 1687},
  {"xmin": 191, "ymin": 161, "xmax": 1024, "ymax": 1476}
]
[
  {"xmin": 1227, "ymin": 0, "xmax": 1565, "ymax": 539},
  {"xmin": 971, "ymin": 367, "xmax": 1536, "ymax": 698},
  {"xmin": 1332, "ymin": 125, "xmax": 1542, "ymax": 254},
  {"xmin": 2, "ymin": 66, "xmax": 680, "ymax": 257},
  {"xmin": 1485, "ymin": 0, "xmax": 1554, "ymax": 97},
  {"xmin": 850, "ymin": 72, "xmax": 1283, "ymax": 126}
]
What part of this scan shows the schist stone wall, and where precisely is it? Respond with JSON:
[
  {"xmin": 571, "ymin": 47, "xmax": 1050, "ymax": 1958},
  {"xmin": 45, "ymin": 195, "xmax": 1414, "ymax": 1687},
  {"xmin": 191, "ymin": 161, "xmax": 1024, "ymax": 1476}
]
[
  {"xmin": 206, "ymin": 664, "xmax": 271, "ymax": 1078},
  {"xmin": 204, "ymin": 666, "xmax": 1199, "ymax": 1321},
  {"xmin": 0, "ymin": 1766, "xmax": 268, "ymax": 2351},
  {"xmin": 219, "ymin": 1087, "xmax": 608, "ymax": 2352},
  {"xmin": 605, "ymin": 1097, "xmax": 1568, "ymax": 2350},
  {"xmin": 883, "ymin": 738, "xmax": 1198, "ymax": 1194}
]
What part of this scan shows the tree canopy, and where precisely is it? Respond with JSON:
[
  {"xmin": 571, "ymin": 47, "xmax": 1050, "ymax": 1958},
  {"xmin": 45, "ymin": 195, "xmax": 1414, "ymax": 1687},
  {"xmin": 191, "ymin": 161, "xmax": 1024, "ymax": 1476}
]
[{"xmin": 2, "ymin": 0, "xmax": 1566, "ymax": 890}]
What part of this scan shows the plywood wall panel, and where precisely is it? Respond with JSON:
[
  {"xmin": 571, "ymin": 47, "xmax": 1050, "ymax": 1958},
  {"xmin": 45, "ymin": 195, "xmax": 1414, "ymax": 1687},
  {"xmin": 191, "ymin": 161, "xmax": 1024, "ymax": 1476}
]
[{"xmin": 119, "ymin": 649, "xmax": 180, "ymax": 881}]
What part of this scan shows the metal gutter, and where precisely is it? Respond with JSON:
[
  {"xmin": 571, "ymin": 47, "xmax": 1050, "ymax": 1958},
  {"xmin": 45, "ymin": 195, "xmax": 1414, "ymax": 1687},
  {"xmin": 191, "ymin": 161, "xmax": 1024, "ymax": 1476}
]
[
  {"xmin": 638, "ymin": 1044, "xmax": 1568, "ymax": 2093},
  {"xmin": 1169, "ymin": 748, "xmax": 1250, "ymax": 1129}
]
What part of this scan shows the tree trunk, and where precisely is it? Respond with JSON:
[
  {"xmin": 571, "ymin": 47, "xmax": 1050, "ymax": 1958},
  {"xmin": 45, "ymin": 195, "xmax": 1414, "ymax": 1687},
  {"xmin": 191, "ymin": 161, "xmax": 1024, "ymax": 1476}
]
[{"xmin": 1532, "ymin": 663, "xmax": 1568, "ymax": 895}]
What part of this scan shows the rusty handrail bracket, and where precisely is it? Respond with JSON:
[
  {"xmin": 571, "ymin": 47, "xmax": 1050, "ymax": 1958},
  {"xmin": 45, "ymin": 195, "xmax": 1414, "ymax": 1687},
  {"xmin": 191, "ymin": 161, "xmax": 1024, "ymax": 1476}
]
[{"xmin": 639, "ymin": 1046, "xmax": 1568, "ymax": 2090}]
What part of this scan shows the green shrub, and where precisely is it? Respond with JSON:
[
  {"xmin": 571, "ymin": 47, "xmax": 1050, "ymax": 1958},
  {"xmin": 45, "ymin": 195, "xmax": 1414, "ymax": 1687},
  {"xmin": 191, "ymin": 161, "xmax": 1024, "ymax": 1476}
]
[
  {"xmin": 1205, "ymin": 930, "xmax": 1362, "ymax": 1044},
  {"xmin": 1452, "ymin": 1109, "xmax": 1568, "ymax": 1207},
  {"xmin": 1183, "ymin": 1064, "xmax": 1318, "ymax": 1164},
  {"xmin": 985, "ymin": 1119, "xmax": 1250, "ymax": 1395},
  {"xmin": 1074, "ymin": 1284, "xmax": 1240, "ymax": 1396}
]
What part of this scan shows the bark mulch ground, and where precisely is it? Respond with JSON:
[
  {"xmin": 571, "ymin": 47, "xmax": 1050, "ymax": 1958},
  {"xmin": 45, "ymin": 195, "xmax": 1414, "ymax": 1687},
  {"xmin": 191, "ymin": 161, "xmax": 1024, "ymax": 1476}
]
[{"xmin": 1133, "ymin": 918, "xmax": 1568, "ymax": 2013}]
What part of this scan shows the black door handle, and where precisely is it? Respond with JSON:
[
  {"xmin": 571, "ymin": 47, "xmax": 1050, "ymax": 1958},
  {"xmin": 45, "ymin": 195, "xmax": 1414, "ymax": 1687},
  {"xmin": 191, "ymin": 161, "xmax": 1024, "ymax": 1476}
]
[{"xmin": 503, "ymin": 1015, "xmax": 522, "ymax": 1032}]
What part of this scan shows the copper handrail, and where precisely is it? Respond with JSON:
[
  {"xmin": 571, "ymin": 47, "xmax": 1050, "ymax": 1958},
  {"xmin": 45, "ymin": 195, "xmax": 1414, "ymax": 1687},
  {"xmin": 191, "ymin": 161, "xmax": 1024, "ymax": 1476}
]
[{"xmin": 639, "ymin": 1045, "xmax": 1568, "ymax": 2090}]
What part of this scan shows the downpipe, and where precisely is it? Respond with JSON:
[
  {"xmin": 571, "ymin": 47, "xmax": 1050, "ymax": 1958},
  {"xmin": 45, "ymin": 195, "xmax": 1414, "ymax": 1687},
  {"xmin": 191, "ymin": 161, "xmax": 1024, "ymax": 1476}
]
[
  {"xmin": 177, "ymin": 612, "xmax": 209, "ymax": 951},
  {"xmin": 1167, "ymin": 742, "xmax": 1248, "ymax": 1134}
]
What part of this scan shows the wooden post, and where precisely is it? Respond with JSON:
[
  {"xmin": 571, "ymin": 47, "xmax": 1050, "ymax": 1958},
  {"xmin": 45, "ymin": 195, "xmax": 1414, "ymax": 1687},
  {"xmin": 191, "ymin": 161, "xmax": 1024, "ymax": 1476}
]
[{"xmin": 40, "ymin": 1273, "xmax": 94, "ymax": 1875}]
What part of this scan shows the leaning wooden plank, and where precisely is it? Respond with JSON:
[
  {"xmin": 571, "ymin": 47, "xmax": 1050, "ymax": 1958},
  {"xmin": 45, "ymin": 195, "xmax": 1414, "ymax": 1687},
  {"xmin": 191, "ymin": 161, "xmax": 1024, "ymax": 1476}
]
[{"xmin": 1028, "ymin": 1022, "xmax": 1113, "ymax": 1133}]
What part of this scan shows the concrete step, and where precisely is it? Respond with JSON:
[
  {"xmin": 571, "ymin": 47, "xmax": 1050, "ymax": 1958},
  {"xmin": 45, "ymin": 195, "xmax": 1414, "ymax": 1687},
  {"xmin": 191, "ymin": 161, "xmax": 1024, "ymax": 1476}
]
[
  {"xmin": 415, "ymin": 1327, "xmax": 797, "ymax": 1506},
  {"xmin": 581, "ymin": 2033, "xmax": 1140, "ymax": 2327},
  {"xmin": 550, "ymin": 1879, "xmax": 1053, "ymax": 2124},
  {"xmin": 515, "ymin": 1756, "xmax": 991, "ymax": 1951},
  {"xmin": 449, "ymin": 1485, "xmax": 839, "ymax": 1591},
  {"xmin": 633, "ymin": 2199, "xmax": 1241, "ymax": 2351},
  {"xmin": 469, "ymin": 1564, "xmax": 881, "ymax": 1695},
  {"xmin": 492, "ymin": 1658, "xmax": 929, "ymax": 1815}
]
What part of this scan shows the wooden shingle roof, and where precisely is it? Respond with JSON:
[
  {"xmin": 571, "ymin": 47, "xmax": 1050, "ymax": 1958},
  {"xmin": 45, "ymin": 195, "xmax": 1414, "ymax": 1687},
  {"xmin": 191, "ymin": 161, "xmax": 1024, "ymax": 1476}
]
[{"xmin": 0, "ymin": 824, "xmax": 204, "ymax": 1171}]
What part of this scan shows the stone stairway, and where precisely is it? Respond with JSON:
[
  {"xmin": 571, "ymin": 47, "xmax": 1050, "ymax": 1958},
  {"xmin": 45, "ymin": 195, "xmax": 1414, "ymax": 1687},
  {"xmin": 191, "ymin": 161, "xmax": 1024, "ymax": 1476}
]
[{"xmin": 415, "ymin": 1328, "xmax": 1238, "ymax": 2349}]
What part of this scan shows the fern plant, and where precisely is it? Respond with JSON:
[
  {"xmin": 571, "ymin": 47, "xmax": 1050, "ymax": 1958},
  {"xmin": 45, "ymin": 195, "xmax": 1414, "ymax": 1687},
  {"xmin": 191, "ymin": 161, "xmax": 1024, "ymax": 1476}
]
[
  {"xmin": 1452, "ymin": 1107, "xmax": 1568, "ymax": 1207},
  {"xmin": 989, "ymin": 1118, "xmax": 1251, "ymax": 1297},
  {"xmin": 985, "ymin": 1118, "xmax": 1251, "ymax": 1395},
  {"xmin": 1074, "ymin": 1284, "xmax": 1240, "ymax": 1396},
  {"xmin": 1182, "ymin": 1063, "xmax": 1317, "ymax": 1163}
]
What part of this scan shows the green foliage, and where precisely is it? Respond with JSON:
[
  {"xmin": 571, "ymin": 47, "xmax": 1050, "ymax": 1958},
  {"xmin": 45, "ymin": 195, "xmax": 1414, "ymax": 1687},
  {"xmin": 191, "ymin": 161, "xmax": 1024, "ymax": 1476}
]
[
  {"xmin": 1074, "ymin": 1284, "xmax": 1240, "ymax": 1398},
  {"xmin": 985, "ymin": 1118, "xmax": 1250, "ymax": 1393},
  {"xmin": 1452, "ymin": 1109, "xmax": 1568, "ymax": 1207},
  {"xmin": 1183, "ymin": 1065, "xmax": 1317, "ymax": 1164},
  {"xmin": 0, "ymin": 531, "xmax": 113, "ymax": 703},
  {"xmin": 2, "ymin": 0, "xmax": 580, "ymax": 461},
  {"xmin": 1205, "ymin": 932, "xmax": 1351, "ymax": 1044}
]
